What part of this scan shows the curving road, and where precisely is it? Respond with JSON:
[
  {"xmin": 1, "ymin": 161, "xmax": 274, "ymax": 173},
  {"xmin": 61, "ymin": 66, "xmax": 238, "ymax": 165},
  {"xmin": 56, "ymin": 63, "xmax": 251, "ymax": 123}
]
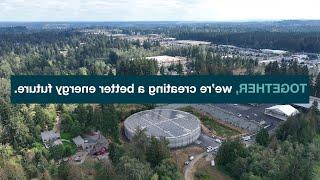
[{"xmin": 184, "ymin": 152, "xmax": 207, "ymax": 180}]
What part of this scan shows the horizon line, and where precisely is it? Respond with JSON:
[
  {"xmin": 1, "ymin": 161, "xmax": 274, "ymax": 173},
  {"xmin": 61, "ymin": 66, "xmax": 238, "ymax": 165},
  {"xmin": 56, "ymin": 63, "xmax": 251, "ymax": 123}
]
[{"xmin": 1, "ymin": 19, "xmax": 320, "ymax": 23}]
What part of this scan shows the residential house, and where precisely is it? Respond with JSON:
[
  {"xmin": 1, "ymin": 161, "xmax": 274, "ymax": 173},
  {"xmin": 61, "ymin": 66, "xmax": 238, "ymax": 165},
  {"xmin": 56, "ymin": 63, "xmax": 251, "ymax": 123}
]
[
  {"xmin": 41, "ymin": 130, "xmax": 62, "ymax": 148},
  {"xmin": 72, "ymin": 131, "xmax": 109, "ymax": 156}
]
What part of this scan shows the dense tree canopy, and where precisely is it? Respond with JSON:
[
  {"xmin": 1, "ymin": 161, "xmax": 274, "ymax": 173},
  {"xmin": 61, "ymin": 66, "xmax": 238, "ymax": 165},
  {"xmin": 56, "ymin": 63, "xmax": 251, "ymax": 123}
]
[
  {"xmin": 256, "ymin": 128, "xmax": 270, "ymax": 147},
  {"xmin": 217, "ymin": 110, "xmax": 320, "ymax": 179},
  {"xmin": 0, "ymin": 24, "xmax": 319, "ymax": 179},
  {"xmin": 173, "ymin": 30, "xmax": 320, "ymax": 53}
]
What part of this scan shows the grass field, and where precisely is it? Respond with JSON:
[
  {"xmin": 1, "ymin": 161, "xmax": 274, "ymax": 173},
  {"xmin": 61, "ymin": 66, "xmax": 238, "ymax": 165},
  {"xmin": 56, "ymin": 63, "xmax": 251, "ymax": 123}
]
[{"xmin": 180, "ymin": 106, "xmax": 240, "ymax": 138}]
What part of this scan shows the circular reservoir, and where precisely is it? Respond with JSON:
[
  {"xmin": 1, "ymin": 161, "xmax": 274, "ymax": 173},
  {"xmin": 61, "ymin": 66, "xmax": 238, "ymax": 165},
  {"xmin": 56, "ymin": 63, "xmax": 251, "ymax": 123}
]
[{"xmin": 124, "ymin": 109, "xmax": 201, "ymax": 148}]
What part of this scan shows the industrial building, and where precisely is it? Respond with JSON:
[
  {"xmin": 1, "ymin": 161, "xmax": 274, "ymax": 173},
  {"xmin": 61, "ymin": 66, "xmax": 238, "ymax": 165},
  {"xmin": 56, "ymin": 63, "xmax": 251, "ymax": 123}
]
[
  {"xmin": 124, "ymin": 109, "xmax": 201, "ymax": 148},
  {"xmin": 264, "ymin": 105, "xmax": 299, "ymax": 121},
  {"xmin": 146, "ymin": 56, "xmax": 187, "ymax": 68}
]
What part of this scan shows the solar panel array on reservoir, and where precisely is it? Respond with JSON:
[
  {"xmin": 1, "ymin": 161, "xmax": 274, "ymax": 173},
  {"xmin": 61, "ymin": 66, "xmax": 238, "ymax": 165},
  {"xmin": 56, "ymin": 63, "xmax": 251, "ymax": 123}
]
[{"xmin": 125, "ymin": 109, "xmax": 200, "ymax": 138}]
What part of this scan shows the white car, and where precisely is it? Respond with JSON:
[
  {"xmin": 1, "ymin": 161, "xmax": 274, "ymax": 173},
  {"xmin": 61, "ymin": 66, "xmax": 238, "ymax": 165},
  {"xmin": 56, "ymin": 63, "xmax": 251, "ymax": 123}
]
[
  {"xmin": 211, "ymin": 160, "xmax": 215, "ymax": 166},
  {"xmin": 242, "ymin": 136, "xmax": 251, "ymax": 141},
  {"xmin": 206, "ymin": 146, "xmax": 214, "ymax": 153},
  {"xmin": 259, "ymin": 121, "xmax": 266, "ymax": 125},
  {"xmin": 207, "ymin": 148, "xmax": 214, "ymax": 153},
  {"xmin": 189, "ymin": 156, "xmax": 194, "ymax": 161},
  {"xmin": 264, "ymin": 124, "xmax": 271, "ymax": 129},
  {"xmin": 215, "ymin": 139, "xmax": 222, "ymax": 144},
  {"xmin": 74, "ymin": 156, "xmax": 81, "ymax": 162}
]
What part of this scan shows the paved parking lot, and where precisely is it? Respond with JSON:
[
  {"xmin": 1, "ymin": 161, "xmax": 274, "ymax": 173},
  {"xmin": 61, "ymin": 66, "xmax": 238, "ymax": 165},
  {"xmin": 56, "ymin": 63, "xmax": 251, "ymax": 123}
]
[
  {"xmin": 213, "ymin": 104, "xmax": 282, "ymax": 133},
  {"xmin": 191, "ymin": 104, "xmax": 260, "ymax": 133},
  {"xmin": 158, "ymin": 103, "xmax": 283, "ymax": 134}
]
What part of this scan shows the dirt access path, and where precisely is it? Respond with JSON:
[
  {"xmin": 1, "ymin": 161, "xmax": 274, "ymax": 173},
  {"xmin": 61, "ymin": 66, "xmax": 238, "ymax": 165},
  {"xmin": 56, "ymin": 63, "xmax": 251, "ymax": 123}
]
[
  {"xmin": 184, "ymin": 152, "xmax": 207, "ymax": 180},
  {"xmin": 54, "ymin": 113, "xmax": 61, "ymax": 133}
]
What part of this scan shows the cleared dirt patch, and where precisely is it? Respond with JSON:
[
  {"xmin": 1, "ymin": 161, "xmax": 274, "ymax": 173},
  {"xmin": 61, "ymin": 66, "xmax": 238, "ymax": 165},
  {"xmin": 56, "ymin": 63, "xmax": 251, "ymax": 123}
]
[
  {"xmin": 171, "ymin": 145, "xmax": 204, "ymax": 173},
  {"xmin": 194, "ymin": 155, "xmax": 231, "ymax": 180}
]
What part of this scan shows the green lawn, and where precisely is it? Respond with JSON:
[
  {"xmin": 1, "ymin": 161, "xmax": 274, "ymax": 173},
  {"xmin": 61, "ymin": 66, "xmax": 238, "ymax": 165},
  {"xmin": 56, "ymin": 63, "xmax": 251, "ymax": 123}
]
[
  {"xmin": 180, "ymin": 106, "xmax": 240, "ymax": 138},
  {"xmin": 61, "ymin": 132, "xmax": 73, "ymax": 141}
]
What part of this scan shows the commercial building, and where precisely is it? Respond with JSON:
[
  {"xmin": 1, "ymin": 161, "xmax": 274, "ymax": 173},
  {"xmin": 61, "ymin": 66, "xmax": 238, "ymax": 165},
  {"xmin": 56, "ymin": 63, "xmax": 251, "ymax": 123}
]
[
  {"xmin": 264, "ymin": 105, "xmax": 299, "ymax": 121},
  {"xmin": 146, "ymin": 55, "xmax": 187, "ymax": 68}
]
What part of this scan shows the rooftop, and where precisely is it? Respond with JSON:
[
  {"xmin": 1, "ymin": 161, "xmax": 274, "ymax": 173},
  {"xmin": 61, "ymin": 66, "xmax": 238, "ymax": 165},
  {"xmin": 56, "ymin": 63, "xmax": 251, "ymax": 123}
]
[
  {"xmin": 266, "ymin": 105, "xmax": 299, "ymax": 117},
  {"xmin": 41, "ymin": 130, "xmax": 60, "ymax": 141},
  {"xmin": 294, "ymin": 96, "xmax": 320, "ymax": 110}
]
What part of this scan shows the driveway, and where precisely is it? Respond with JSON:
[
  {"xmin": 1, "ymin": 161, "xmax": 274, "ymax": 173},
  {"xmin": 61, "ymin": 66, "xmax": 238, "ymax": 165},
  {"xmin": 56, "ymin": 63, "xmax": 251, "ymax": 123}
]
[{"xmin": 198, "ymin": 133, "xmax": 220, "ymax": 150}]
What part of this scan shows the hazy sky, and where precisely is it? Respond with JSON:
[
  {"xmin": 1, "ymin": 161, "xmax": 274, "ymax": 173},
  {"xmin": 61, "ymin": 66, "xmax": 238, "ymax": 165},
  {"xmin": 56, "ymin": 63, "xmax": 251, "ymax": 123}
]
[{"xmin": 0, "ymin": 0, "xmax": 320, "ymax": 21}]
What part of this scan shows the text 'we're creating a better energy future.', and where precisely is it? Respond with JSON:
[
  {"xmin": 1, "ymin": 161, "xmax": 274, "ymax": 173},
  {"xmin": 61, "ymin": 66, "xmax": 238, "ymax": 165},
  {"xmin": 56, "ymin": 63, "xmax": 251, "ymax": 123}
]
[
  {"xmin": 11, "ymin": 76, "xmax": 309, "ymax": 103},
  {"xmin": 14, "ymin": 83, "xmax": 234, "ymax": 96}
]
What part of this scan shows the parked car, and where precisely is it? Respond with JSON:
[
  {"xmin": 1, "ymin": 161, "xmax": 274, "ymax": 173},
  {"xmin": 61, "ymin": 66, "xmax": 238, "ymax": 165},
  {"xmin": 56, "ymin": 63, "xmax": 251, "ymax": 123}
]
[
  {"xmin": 206, "ymin": 146, "xmax": 214, "ymax": 153},
  {"xmin": 184, "ymin": 161, "xmax": 190, "ymax": 165},
  {"xmin": 259, "ymin": 120, "xmax": 266, "ymax": 125},
  {"xmin": 189, "ymin": 156, "xmax": 194, "ymax": 161},
  {"xmin": 74, "ymin": 156, "xmax": 81, "ymax": 162},
  {"xmin": 264, "ymin": 124, "xmax": 271, "ymax": 129},
  {"xmin": 213, "ymin": 146, "xmax": 219, "ymax": 152},
  {"xmin": 215, "ymin": 139, "xmax": 222, "ymax": 144},
  {"xmin": 242, "ymin": 136, "xmax": 251, "ymax": 141},
  {"xmin": 211, "ymin": 160, "xmax": 215, "ymax": 166}
]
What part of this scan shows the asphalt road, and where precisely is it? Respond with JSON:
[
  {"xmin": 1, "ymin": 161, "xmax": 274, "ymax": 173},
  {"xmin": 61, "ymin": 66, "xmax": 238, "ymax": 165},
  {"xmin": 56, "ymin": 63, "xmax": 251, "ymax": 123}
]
[{"xmin": 198, "ymin": 133, "xmax": 220, "ymax": 149}]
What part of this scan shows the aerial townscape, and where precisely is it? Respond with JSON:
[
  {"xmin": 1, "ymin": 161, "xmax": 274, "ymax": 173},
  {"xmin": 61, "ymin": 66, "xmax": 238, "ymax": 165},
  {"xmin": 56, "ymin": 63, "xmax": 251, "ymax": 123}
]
[{"xmin": 1, "ymin": 19, "xmax": 320, "ymax": 180}]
